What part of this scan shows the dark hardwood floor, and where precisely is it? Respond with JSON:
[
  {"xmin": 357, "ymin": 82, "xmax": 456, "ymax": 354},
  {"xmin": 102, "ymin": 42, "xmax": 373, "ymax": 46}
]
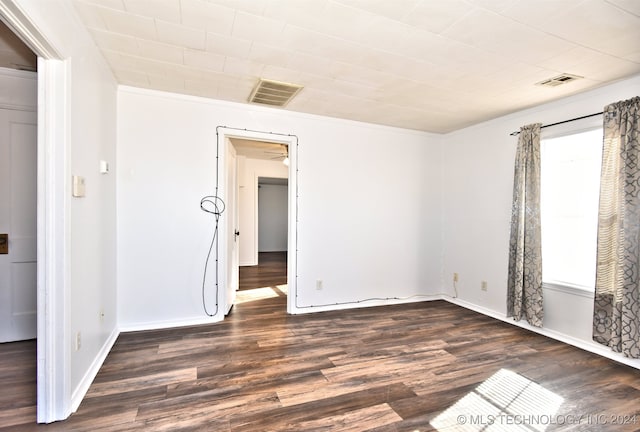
[
  {"xmin": 0, "ymin": 339, "xmax": 36, "ymax": 428},
  {"xmin": 2, "ymin": 257, "xmax": 640, "ymax": 430},
  {"xmin": 239, "ymin": 251, "xmax": 287, "ymax": 291}
]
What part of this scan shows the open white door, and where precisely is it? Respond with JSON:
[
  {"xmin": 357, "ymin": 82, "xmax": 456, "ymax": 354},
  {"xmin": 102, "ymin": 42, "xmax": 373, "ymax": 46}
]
[
  {"xmin": 224, "ymin": 140, "xmax": 239, "ymax": 314},
  {"xmin": 0, "ymin": 108, "xmax": 37, "ymax": 342}
]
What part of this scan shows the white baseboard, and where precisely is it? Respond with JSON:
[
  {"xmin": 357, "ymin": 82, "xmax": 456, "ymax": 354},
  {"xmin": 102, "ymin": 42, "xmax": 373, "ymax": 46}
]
[
  {"xmin": 119, "ymin": 314, "xmax": 223, "ymax": 333},
  {"xmin": 442, "ymin": 295, "xmax": 640, "ymax": 370},
  {"xmin": 70, "ymin": 327, "xmax": 119, "ymax": 413}
]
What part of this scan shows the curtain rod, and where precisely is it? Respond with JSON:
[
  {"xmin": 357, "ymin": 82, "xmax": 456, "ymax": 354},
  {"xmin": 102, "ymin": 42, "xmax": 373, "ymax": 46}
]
[{"xmin": 509, "ymin": 111, "xmax": 603, "ymax": 136}]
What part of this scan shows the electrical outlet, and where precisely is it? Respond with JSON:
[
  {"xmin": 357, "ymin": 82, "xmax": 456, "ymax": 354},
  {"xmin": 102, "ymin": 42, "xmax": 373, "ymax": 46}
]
[
  {"xmin": 75, "ymin": 332, "xmax": 81, "ymax": 351},
  {"xmin": 316, "ymin": 279, "xmax": 323, "ymax": 290},
  {"xmin": 481, "ymin": 281, "xmax": 488, "ymax": 291},
  {"xmin": 453, "ymin": 273, "xmax": 459, "ymax": 282}
]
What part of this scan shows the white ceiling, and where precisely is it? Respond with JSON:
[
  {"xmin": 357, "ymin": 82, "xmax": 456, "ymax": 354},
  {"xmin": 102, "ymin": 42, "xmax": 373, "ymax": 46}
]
[{"xmin": 72, "ymin": 0, "xmax": 640, "ymax": 133}]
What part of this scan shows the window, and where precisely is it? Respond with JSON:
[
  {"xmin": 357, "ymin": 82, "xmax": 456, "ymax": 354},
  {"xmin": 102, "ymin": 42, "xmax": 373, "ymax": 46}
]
[{"xmin": 540, "ymin": 128, "xmax": 603, "ymax": 290}]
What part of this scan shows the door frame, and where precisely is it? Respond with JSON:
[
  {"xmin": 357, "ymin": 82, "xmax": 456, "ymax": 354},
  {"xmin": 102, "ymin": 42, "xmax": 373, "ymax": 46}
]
[
  {"xmin": 37, "ymin": 57, "xmax": 70, "ymax": 423},
  {"xmin": 256, "ymin": 176, "xmax": 289, "ymax": 259},
  {"xmin": 217, "ymin": 127, "xmax": 297, "ymax": 315},
  {"xmin": 0, "ymin": 2, "xmax": 69, "ymax": 423},
  {"xmin": 224, "ymin": 138, "xmax": 238, "ymax": 314}
]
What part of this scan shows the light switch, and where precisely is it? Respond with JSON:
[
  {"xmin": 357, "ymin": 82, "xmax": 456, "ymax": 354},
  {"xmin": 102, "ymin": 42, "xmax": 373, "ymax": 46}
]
[
  {"xmin": 99, "ymin": 160, "xmax": 109, "ymax": 174},
  {"xmin": 72, "ymin": 176, "xmax": 86, "ymax": 197}
]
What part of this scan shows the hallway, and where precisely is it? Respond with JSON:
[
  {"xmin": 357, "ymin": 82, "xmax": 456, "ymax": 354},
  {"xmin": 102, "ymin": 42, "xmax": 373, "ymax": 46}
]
[{"xmin": 239, "ymin": 251, "xmax": 287, "ymax": 291}]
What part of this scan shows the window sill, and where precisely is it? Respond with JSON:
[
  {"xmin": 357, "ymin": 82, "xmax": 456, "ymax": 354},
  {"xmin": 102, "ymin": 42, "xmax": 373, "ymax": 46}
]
[{"xmin": 542, "ymin": 281, "xmax": 594, "ymax": 299}]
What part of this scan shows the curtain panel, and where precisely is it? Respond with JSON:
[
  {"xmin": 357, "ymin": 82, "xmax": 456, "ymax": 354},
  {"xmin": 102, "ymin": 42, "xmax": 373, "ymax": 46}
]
[
  {"xmin": 507, "ymin": 123, "xmax": 544, "ymax": 328},
  {"xmin": 593, "ymin": 96, "xmax": 640, "ymax": 358}
]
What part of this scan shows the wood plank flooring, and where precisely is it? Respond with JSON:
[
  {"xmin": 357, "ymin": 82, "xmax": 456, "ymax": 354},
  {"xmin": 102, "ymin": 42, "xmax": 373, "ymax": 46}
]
[
  {"xmin": 2, "ymin": 253, "xmax": 640, "ymax": 431},
  {"xmin": 239, "ymin": 252, "xmax": 287, "ymax": 291}
]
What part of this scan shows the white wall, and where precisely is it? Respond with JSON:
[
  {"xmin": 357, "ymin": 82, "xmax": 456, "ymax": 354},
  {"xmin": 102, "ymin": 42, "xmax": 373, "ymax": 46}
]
[
  {"xmin": 117, "ymin": 86, "xmax": 443, "ymax": 328},
  {"xmin": 258, "ymin": 183, "xmax": 288, "ymax": 252},
  {"xmin": 442, "ymin": 74, "xmax": 640, "ymax": 368},
  {"xmin": 14, "ymin": 0, "xmax": 119, "ymax": 414},
  {"xmin": 68, "ymin": 42, "xmax": 118, "ymax": 400},
  {"xmin": 238, "ymin": 158, "xmax": 288, "ymax": 265}
]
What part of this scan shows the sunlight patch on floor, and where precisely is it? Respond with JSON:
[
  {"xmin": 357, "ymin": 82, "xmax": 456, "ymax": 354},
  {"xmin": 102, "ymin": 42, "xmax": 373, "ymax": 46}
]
[
  {"xmin": 430, "ymin": 369, "xmax": 563, "ymax": 432},
  {"xmin": 276, "ymin": 284, "xmax": 288, "ymax": 294},
  {"xmin": 235, "ymin": 287, "xmax": 278, "ymax": 304},
  {"xmin": 236, "ymin": 286, "xmax": 287, "ymax": 304}
]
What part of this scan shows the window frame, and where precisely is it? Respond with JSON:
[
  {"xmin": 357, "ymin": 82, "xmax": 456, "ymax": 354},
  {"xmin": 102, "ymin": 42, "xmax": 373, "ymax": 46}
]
[{"xmin": 540, "ymin": 115, "xmax": 603, "ymax": 294}]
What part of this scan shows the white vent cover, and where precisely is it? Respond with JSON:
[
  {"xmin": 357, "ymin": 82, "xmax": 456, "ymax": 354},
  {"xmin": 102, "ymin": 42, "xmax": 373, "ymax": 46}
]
[
  {"xmin": 536, "ymin": 73, "xmax": 583, "ymax": 87},
  {"xmin": 248, "ymin": 78, "xmax": 303, "ymax": 107}
]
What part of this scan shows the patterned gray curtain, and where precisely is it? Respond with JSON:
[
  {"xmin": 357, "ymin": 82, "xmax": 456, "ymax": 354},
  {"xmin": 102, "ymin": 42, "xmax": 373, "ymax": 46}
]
[
  {"xmin": 593, "ymin": 96, "xmax": 640, "ymax": 358},
  {"xmin": 507, "ymin": 123, "xmax": 543, "ymax": 328}
]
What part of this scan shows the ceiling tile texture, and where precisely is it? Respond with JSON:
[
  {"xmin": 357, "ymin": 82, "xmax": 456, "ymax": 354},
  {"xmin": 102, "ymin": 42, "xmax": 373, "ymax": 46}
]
[{"xmin": 72, "ymin": 0, "xmax": 640, "ymax": 133}]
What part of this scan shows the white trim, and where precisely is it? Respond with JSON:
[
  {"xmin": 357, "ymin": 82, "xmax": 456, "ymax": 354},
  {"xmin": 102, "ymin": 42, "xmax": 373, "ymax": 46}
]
[
  {"xmin": 0, "ymin": 2, "xmax": 73, "ymax": 423},
  {"xmin": 119, "ymin": 316, "xmax": 223, "ymax": 333},
  {"xmin": 36, "ymin": 57, "xmax": 71, "ymax": 423},
  {"xmin": 286, "ymin": 136, "xmax": 297, "ymax": 316},
  {"xmin": 253, "ymin": 172, "xmax": 259, "ymax": 266},
  {"xmin": 443, "ymin": 296, "xmax": 640, "ymax": 370},
  {"xmin": 543, "ymin": 281, "xmax": 594, "ymax": 299},
  {"xmin": 70, "ymin": 328, "xmax": 119, "ymax": 412},
  {"xmin": 216, "ymin": 127, "xmax": 298, "ymax": 316},
  {"xmin": 0, "ymin": 2, "xmax": 70, "ymax": 423},
  {"xmin": 0, "ymin": 1, "xmax": 61, "ymax": 59}
]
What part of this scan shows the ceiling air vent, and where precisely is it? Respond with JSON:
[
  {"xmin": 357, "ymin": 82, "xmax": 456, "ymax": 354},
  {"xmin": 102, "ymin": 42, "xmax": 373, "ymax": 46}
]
[
  {"xmin": 536, "ymin": 73, "xmax": 583, "ymax": 87},
  {"xmin": 248, "ymin": 78, "xmax": 303, "ymax": 107}
]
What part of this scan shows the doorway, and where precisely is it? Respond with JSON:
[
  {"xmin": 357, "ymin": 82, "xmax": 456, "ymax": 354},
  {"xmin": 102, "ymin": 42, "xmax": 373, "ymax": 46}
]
[
  {"xmin": 258, "ymin": 177, "xmax": 288, "ymax": 256},
  {"xmin": 0, "ymin": 77, "xmax": 38, "ymax": 343},
  {"xmin": 243, "ymin": 176, "xmax": 288, "ymax": 291},
  {"xmin": 1, "ymin": 2, "xmax": 69, "ymax": 423},
  {"xmin": 0, "ymin": 16, "xmax": 38, "ymax": 428},
  {"xmin": 219, "ymin": 129, "xmax": 296, "ymax": 316},
  {"xmin": 239, "ymin": 251, "xmax": 287, "ymax": 291},
  {"xmin": 0, "ymin": 12, "xmax": 38, "ymax": 345}
]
